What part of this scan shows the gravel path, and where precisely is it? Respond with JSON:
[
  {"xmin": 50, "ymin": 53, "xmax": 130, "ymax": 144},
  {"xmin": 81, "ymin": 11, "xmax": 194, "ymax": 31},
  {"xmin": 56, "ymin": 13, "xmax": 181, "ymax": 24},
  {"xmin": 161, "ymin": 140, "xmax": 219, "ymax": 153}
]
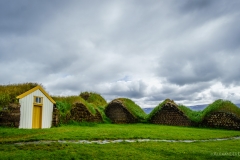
[{"xmin": 13, "ymin": 136, "xmax": 240, "ymax": 145}]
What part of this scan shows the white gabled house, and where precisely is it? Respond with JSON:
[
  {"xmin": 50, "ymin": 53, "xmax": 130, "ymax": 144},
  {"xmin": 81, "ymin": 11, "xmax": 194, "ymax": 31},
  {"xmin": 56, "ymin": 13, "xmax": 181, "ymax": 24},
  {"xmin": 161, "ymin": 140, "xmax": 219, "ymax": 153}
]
[{"xmin": 16, "ymin": 85, "xmax": 56, "ymax": 129}]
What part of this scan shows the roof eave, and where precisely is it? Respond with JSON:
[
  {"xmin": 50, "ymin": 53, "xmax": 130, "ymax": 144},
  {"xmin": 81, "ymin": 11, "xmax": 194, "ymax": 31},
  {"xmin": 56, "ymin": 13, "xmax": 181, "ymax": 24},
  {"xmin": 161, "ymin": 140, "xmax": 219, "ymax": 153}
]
[{"xmin": 16, "ymin": 85, "xmax": 56, "ymax": 104}]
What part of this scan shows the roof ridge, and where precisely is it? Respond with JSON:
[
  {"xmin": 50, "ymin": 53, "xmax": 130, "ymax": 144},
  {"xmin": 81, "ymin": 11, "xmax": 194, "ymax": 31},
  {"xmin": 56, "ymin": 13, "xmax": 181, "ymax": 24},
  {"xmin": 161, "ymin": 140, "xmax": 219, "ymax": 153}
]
[{"xmin": 16, "ymin": 85, "xmax": 56, "ymax": 104}]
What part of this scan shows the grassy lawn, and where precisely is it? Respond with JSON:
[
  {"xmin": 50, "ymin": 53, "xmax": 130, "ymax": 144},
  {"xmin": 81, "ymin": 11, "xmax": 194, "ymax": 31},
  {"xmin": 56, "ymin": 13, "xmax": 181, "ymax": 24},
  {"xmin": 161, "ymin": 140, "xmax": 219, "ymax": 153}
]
[
  {"xmin": 1, "ymin": 124, "xmax": 240, "ymax": 144},
  {"xmin": 0, "ymin": 124, "xmax": 240, "ymax": 159},
  {"xmin": 0, "ymin": 140, "xmax": 240, "ymax": 159}
]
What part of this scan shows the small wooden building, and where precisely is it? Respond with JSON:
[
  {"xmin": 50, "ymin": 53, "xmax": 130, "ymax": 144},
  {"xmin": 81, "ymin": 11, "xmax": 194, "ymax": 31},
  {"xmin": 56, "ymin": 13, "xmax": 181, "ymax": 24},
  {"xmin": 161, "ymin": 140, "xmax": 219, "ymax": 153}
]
[{"xmin": 17, "ymin": 85, "xmax": 56, "ymax": 129}]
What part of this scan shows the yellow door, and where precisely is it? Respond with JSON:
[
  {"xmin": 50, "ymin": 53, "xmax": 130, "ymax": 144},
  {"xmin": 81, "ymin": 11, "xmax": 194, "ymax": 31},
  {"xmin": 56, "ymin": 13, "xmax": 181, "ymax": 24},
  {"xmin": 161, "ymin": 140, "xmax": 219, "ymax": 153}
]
[{"xmin": 32, "ymin": 105, "xmax": 42, "ymax": 129}]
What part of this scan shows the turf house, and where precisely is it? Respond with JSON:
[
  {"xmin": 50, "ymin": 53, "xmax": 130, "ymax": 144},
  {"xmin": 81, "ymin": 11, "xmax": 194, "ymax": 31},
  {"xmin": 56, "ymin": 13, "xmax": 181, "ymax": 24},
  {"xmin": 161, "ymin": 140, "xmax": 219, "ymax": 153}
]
[
  {"xmin": 201, "ymin": 99, "xmax": 240, "ymax": 130},
  {"xmin": 148, "ymin": 99, "xmax": 192, "ymax": 126},
  {"xmin": 70, "ymin": 102, "xmax": 103, "ymax": 122},
  {"xmin": 0, "ymin": 83, "xmax": 57, "ymax": 129},
  {"xmin": 105, "ymin": 98, "xmax": 147, "ymax": 123},
  {"xmin": 52, "ymin": 92, "xmax": 107, "ymax": 124}
]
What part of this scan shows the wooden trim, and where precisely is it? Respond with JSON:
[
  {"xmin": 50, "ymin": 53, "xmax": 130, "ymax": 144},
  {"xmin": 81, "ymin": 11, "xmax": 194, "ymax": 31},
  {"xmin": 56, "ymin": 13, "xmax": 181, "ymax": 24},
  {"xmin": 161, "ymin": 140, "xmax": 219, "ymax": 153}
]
[
  {"xmin": 33, "ymin": 103, "xmax": 43, "ymax": 106},
  {"xmin": 16, "ymin": 85, "xmax": 56, "ymax": 104}
]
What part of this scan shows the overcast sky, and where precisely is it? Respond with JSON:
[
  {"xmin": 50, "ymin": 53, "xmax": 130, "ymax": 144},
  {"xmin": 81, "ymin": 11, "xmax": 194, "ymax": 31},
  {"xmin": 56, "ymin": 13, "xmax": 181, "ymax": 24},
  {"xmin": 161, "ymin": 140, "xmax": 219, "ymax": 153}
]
[{"xmin": 1, "ymin": 0, "xmax": 240, "ymax": 108}]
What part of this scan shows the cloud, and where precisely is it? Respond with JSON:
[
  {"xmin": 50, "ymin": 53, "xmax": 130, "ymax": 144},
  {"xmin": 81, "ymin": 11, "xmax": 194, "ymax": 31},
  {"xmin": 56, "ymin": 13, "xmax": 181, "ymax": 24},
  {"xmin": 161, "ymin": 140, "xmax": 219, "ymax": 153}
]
[
  {"xmin": 1, "ymin": 0, "xmax": 240, "ymax": 108},
  {"xmin": 98, "ymin": 80, "xmax": 147, "ymax": 98}
]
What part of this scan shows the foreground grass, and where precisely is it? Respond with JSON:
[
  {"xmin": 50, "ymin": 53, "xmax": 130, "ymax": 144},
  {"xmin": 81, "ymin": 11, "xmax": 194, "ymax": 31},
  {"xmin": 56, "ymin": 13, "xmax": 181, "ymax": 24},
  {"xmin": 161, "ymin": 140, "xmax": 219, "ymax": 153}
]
[
  {"xmin": 0, "ymin": 124, "xmax": 239, "ymax": 144},
  {"xmin": 0, "ymin": 140, "xmax": 240, "ymax": 159}
]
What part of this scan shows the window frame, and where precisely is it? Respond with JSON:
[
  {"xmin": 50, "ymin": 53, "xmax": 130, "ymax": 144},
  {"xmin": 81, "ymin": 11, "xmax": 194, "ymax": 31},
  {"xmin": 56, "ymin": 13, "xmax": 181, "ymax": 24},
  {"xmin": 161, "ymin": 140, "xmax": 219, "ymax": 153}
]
[{"xmin": 34, "ymin": 96, "xmax": 43, "ymax": 105}]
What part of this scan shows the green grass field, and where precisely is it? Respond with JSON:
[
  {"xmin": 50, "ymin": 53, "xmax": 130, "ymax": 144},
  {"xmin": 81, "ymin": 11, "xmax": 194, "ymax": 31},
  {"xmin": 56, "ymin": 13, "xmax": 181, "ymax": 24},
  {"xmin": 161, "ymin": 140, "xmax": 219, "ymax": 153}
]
[
  {"xmin": 1, "ymin": 140, "xmax": 240, "ymax": 160},
  {"xmin": 1, "ymin": 124, "xmax": 240, "ymax": 144},
  {"xmin": 0, "ymin": 124, "xmax": 240, "ymax": 159}
]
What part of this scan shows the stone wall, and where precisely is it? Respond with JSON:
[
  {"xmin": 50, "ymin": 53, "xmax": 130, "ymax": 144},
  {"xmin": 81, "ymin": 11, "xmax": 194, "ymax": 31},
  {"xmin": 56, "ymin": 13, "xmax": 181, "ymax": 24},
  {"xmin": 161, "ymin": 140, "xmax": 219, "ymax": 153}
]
[
  {"xmin": 105, "ymin": 100, "xmax": 138, "ymax": 123},
  {"xmin": 149, "ymin": 102, "xmax": 192, "ymax": 126},
  {"xmin": 52, "ymin": 105, "xmax": 60, "ymax": 127},
  {"xmin": 201, "ymin": 112, "xmax": 240, "ymax": 130},
  {"xmin": 70, "ymin": 103, "xmax": 102, "ymax": 122},
  {"xmin": 0, "ymin": 104, "xmax": 20, "ymax": 127}
]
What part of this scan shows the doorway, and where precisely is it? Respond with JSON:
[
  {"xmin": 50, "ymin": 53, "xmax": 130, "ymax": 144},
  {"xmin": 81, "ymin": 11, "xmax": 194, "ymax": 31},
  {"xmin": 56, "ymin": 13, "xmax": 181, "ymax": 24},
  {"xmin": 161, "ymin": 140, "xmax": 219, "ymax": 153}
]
[{"xmin": 32, "ymin": 105, "xmax": 42, "ymax": 129}]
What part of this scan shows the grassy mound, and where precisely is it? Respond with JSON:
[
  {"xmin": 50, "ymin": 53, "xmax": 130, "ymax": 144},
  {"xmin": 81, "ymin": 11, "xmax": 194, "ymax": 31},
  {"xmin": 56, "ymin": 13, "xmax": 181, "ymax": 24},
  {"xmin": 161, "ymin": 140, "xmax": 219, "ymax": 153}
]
[
  {"xmin": 114, "ymin": 98, "xmax": 147, "ymax": 121},
  {"xmin": 0, "ymin": 83, "xmax": 39, "ymax": 109},
  {"xmin": 202, "ymin": 99, "xmax": 240, "ymax": 118}
]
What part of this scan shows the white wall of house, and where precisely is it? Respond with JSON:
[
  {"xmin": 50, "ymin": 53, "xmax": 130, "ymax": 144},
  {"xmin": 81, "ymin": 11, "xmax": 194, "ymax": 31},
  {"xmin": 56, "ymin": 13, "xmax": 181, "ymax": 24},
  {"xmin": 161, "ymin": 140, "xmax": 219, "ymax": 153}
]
[{"xmin": 19, "ymin": 89, "xmax": 53, "ymax": 129}]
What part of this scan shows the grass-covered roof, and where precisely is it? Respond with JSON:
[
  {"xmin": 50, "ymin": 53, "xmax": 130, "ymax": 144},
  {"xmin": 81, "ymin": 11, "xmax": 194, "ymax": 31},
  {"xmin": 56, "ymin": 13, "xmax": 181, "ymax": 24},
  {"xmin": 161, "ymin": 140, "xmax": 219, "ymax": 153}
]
[
  {"xmin": 79, "ymin": 92, "xmax": 109, "ymax": 122},
  {"xmin": 202, "ymin": 99, "xmax": 240, "ymax": 118},
  {"xmin": 52, "ymin": 94, "xmax": 110, "ymax": 123},
  {"xmin": 80, "ymin": 92, "xmax": 107, "ymax": 108},
  {"xmin": 0, "ymin": 83, "xmax": 39, "ymax": 108},
  {"xmin": 178, "ymin": 105, "xmax": 202, "ymax": 123},
  {"xmin": 148, "ymin": 99, "xmax": 174, "ymax": 119},
  {"xmin": 111, "ymin": 98, "xmax": 147, "ymax": 121},
  {"xmin": 147, "ymin": 99, "xmax": 202, "ymax": 123},
  {"xmin": 52, "ymin": 96, "xmax": 96, "ymax": 115}
]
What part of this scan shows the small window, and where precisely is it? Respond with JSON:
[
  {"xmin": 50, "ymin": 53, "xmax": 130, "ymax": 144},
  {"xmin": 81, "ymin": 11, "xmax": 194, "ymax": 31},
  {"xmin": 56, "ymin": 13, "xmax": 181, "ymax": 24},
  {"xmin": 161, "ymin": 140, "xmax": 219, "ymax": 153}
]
[{"xmin": 34, "ymin": 96, "xmax": 43, "ymax": 104}]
